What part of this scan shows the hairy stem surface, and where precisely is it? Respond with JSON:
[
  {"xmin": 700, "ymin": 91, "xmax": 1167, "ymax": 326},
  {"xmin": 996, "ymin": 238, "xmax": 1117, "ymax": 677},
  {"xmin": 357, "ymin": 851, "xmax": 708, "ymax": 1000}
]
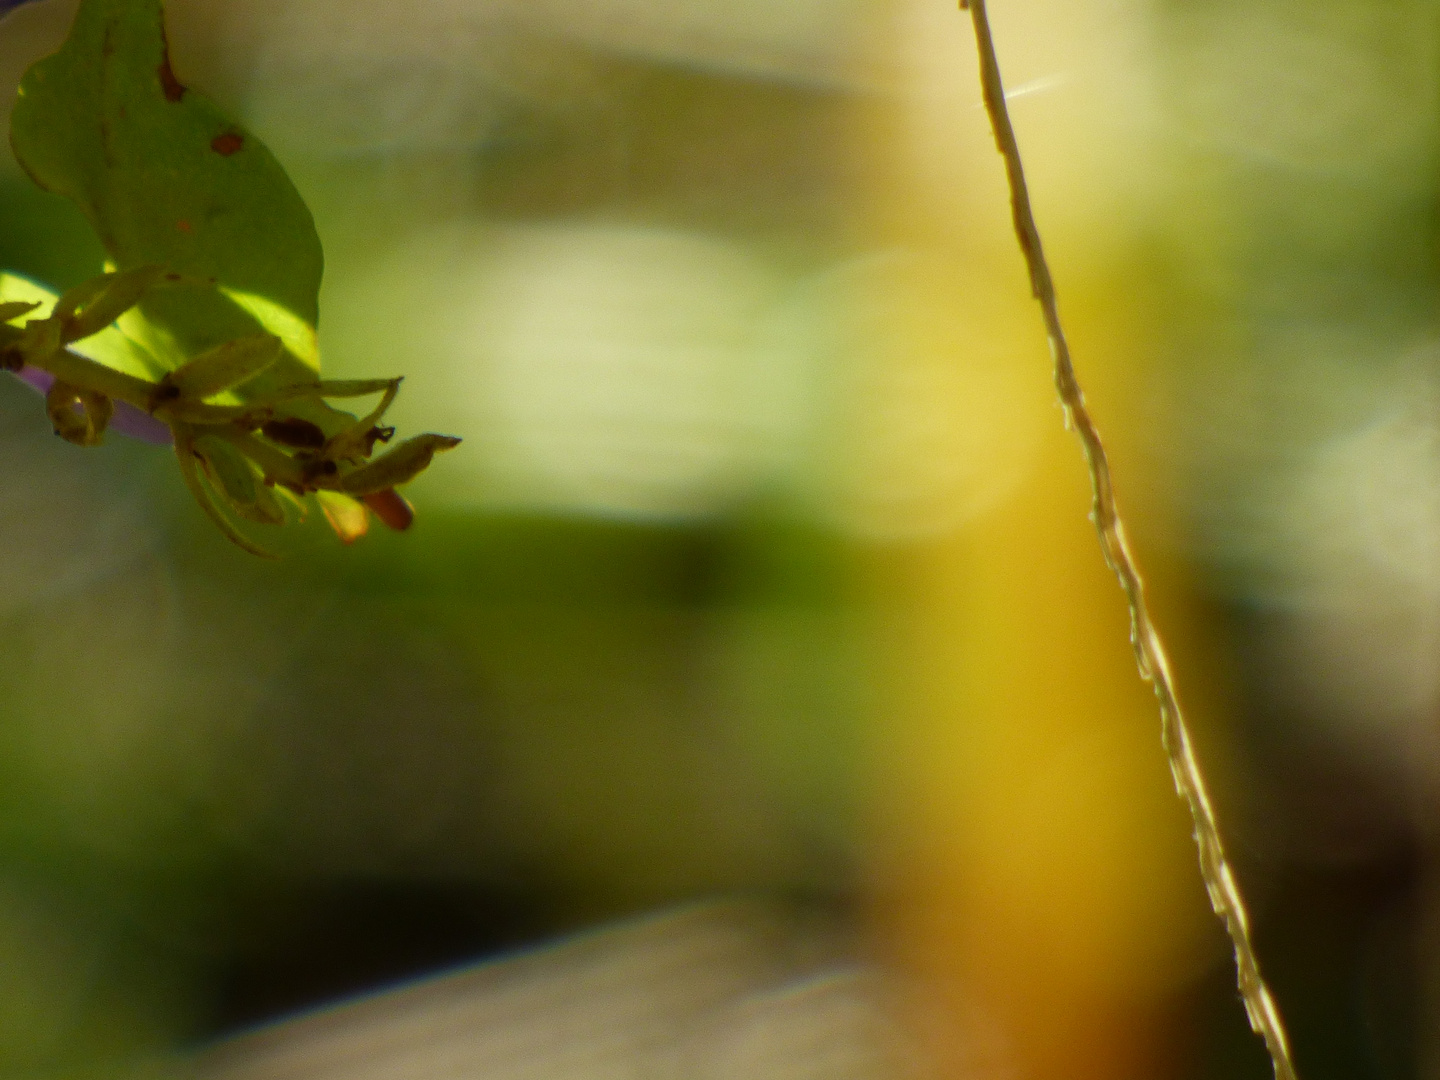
[{"xmin": 958, "ymin": 3, "xmax": 1297, "ymax": 1078}]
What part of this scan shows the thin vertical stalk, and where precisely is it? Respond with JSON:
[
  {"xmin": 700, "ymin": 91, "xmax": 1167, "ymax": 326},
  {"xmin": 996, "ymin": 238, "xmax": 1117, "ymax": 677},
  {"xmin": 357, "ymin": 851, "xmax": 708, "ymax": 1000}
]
[{"xmin": 957, "ymin": 3, "xmax": 1298, "ymax": 1078}]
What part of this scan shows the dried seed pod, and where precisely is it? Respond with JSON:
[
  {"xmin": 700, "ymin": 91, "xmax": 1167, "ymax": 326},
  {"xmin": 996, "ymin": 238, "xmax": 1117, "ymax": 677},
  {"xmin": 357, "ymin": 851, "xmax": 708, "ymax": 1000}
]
[
  {"xmin": 261, "ymin": 416, "xmax": 326, "ymax": 449},
  {"xmin": 45, "ymin": 379, "xmax": 112, "ymax": 446},
  {"xmin": 338, "ymin": 434, "xmax": 461, "ymax": 496},
  {"xmin": 324, "ymin": 378, "xmax": 402, "ymax": 463}
]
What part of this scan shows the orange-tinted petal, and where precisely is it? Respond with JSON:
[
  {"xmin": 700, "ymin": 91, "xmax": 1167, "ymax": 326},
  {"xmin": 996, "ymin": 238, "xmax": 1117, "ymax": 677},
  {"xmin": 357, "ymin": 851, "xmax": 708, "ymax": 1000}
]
[{"xmin": 362, "ymin": 488, "xmax": 414, "ymax": 531}]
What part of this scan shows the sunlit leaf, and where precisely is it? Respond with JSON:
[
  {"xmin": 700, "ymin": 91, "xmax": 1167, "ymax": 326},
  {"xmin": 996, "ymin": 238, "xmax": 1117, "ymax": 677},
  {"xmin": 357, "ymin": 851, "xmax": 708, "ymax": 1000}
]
[
  {"xmin": 0, "ymin": 274, "xmax": 54, "ymax": 312},
  {"xmin": 0, "ymin": 300, "xmax": 39, "ymax": 323},
  {"xmin": 219, "ymin": 287, "xmax": 320, "ymax": 373},
  {"xmin": 10, "ymin": 0, "xmax": 323, "ymax": 390}
]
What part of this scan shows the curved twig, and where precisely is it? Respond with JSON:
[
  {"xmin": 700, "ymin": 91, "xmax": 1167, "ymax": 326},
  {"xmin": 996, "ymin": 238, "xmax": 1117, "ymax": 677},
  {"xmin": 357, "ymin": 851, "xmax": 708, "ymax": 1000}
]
[{"xmin": 958, "ymin": 3, "xmax": 1298, "ymax": 1078}]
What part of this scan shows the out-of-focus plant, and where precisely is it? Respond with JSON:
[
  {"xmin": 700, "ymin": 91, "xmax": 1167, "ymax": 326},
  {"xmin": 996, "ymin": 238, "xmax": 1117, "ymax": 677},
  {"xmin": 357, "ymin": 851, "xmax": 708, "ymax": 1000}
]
[{"xmin": 0, "ymin": 0, "xmax": 458, "ymax": 556}]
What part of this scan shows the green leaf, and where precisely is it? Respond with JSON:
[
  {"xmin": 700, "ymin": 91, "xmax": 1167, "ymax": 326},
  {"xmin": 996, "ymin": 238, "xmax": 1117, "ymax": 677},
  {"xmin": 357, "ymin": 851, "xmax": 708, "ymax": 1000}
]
[
  {"xmin": 0, "ymin": 275, "xmax": 56, "ymax": 312},
  {"xmin": 194, "ymin": 433, "xmax": 255, "ymax": 505},
  {"xmin": 219, "ymin": 287, "xmax": 319, "ymax": 370},
  {"xmin": 10, "ymin": 0, "xmax": 323, "ymax": 380}
]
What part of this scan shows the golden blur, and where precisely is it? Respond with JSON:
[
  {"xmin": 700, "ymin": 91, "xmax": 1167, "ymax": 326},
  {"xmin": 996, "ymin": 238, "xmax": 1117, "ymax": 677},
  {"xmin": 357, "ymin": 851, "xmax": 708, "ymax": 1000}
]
[{"xmin": 855, "ymin": 6, "xmax": 1225, "ymax": 1077}]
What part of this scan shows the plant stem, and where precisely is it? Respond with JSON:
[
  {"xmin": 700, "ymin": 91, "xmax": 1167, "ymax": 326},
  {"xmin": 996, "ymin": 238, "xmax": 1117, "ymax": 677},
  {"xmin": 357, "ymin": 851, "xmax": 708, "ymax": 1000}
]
[
  {"xmin": 0, "ymin": 324, "xmax": 157, "ymax": 413},
  {"xmin": 958, "ymin": 3, "xmax": 1298, "ymax": 1078}
]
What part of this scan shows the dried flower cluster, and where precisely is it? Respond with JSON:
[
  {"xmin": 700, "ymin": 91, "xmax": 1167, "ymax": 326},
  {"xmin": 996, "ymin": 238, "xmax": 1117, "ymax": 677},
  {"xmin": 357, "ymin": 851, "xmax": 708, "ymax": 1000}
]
[{"xmin": 0, "ymin": 265, "xmax": 458, "ymax": 555}]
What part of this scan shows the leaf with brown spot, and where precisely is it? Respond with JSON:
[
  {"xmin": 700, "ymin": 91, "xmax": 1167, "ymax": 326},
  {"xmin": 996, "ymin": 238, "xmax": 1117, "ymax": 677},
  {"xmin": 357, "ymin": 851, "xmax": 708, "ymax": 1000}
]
[{"xmin": 11, "ymin": 0, "xmax": 323, "ymax": 388}]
